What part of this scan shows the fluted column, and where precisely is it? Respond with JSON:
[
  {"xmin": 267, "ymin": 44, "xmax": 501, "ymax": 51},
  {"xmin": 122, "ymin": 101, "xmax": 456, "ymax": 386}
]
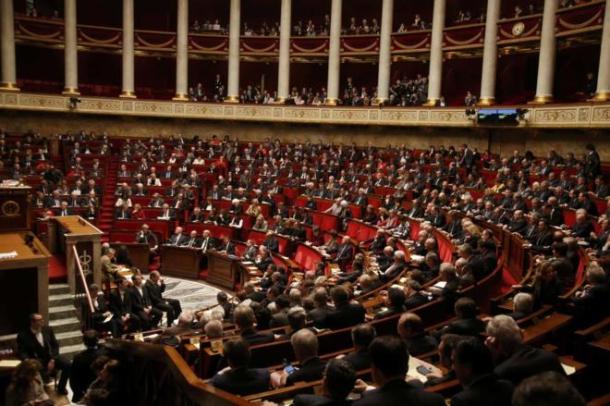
[
  {"xmin": 63, "ymin": 0, "xmax": 79, "ymax": 95},
  {"xmin": 226, "ymin": 0, "xmax": 241, "ymax": 103},
  {"xmin": 0, "ymin": 0, "xmax": 19, "ymax": 91},
  {"xmin": 425, "ymin": 0, "xmax": 446, "ymax": 105},
  {"xmin": 120, "ymin": 0, "xmax": 136, "ymax": 98},
  {"xmin": 173, "ymin": 0, "xmax": 188, "ymax": 100},
  {"xmin": 479, "ymin": 0, "xmax": 501, "ymax": 106},
  {"xmin": 375, "ymin": 0, "xmax": 394, "ymax": 104},
  {"xmin": 532, "ymin": 0, "xmax": 558, "ymax": 104},
  {"xmin": 326, "ymin": 0, "xmax": 342, "ymax": 105},
  {"xmin": 277, "ymin": 0, "xmax": 292, "ymax": 103},
  {"xmin": 593, "ymin": 0, "xmax": 610, "ymax": 101}
]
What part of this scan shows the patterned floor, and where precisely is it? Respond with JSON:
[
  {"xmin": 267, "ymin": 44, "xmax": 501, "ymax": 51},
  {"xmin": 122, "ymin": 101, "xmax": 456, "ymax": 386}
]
[{"xmin": 161, "ymin": 276, "xmax": 227, "ymax": 313}]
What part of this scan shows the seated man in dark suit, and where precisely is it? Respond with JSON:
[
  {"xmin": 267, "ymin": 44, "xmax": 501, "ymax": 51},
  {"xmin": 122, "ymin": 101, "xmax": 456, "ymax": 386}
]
[
  {"xmin": 486, "ymin": 315, "xmax": 564, "ymax": 385},
  {"xmin": 308, "ymin": 287, "xmax": 333, "ymax": 329},
  {"xmin": 129, "ymin": 274, "xmax": 162, "ymax": 330},
  {"xmin": 451, "ymin": 337, "xmax": 514, "ymax": 406},
  {"xmin": 269, "ymin": 294, "xmax": 291, "ymax": 328},
  {"xmin": 507, "ymin": 292, "xmax": 535, "ymax": 322},
  {"xmin": 263, "ymin": 230, "xmax": 280, "ymax": 253},
  {"xmin": 17, "ymin": 313, "xmax": 72, "ymax": 395},
  {"xmin": 342, "ymin": 324, "xmax": 376, "ymax": 371},
  {"xmin": 572, "ymin": 263, "xmax": 610, "ymax": 326},
  {"xmin": 397, "ymin": 312, "xmax": 438, "ymax": 357},
  {"xmin": 167, "ymin": 226, "xmax": 188, "ymax": 246},
  {"xmin": 70, "ymin": 330, "xmax": 107, "ymax": 402},
  {"xmin": 379, "ymin": 250, "xmax": 407, "ymax": 282},
  {"xmin": 438, "ymin": 297, "xmax": 486, "ymax": 338},
  {"xmin": 109, "ymin": 278, "xmax": 141, "ymax": 333},
  {"xmin": 326, "ymin": 285, "xmax": 365, "ymax": 330},
  {"xmin": 145, "ymin": 270, "xmax": 182, "ymax": 327},
  {"xmin": 335, "ymin": 236, "xmax": 355, "ymax": 271},
  {"xmin": 210, "ymin": 338, "xmax": 270, "ymax": 396},
  {"xmin": 374, "ymin": 286, "xmax": 407, "ymax": 319},
  {"xmin": 293, "ymin": 359, "xmax": 357, "ymax": 406},
  {"xmin": 272, "ymin": 328, "xmax": 327, "ymax": 387},
  {"xmin": 234, "ymin": 304, "xmax": 274, "ymax": 345},
  {"xmin": 352, "ymin": 336, "xmax": 445, "ymax": 406}
]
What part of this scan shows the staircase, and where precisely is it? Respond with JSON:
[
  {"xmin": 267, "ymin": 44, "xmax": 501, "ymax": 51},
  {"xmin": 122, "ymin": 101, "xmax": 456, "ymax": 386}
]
[
  {"xmin": 48, "ymin": 283, "xmax": 84, "ymax": 358},
  {"xmin": 98, "ymin": 158, "xmax": 119, "ymax": 242}
]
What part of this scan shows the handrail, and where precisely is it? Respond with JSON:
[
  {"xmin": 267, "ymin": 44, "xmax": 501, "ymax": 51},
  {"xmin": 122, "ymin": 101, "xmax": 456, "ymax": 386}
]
[{"xmin": 73, "ymin": 244, "xmax": 94, "ymax": 314}]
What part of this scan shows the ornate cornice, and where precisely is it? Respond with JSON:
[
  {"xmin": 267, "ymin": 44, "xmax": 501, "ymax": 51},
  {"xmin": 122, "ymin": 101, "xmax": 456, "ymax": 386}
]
[{"xmin": 1, "ymin": 91, "xmax": 609, "ymax": 129}]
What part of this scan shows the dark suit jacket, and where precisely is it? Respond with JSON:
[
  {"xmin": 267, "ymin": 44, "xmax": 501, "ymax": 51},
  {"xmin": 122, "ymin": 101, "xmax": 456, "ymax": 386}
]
[
  {"xmin": 405, "ymin": 293, "xmax": 430, "ymax": 309},
  {"xmin": 494, "ymin": 345, "xmax": 564, "ymax": 385},
  {"xmin": 309, "ymin": 305, "xmax": 333, "ymax": 329},
  {"xmin": 240, "ymin": 328, "xmax": 275, "ymax": 345},
  {"xmin": 294, "ymin": 394, "xmax": 352, "ymax": 406},
  {"xmin": 343, "ymin": 349, "xmax": 371, "ymax": 371},
  {"xmin": 405, "ymin": 333, "xmax": 438, "ymax": 357},
  {"xmin": 326, "ymin": 302, "xmax": 365, "ymax": 329},
  {"xmin": 353, "ymin": 379, "xmax": 445, "ymax": 406},
  {"xmin": 71, "ymin": 347, "xmax": 106, "ymax": 401},
  {"xmin": 17, "ymin": 326, "xmax": 59, "ymax": 363},
  {"xmin": 264, "ymin": 237, "xmax": 279, "ymax": 253},
  {"xmin": 145, "ymin": 279, "xmax": 167, "ymax": 307},
  {"xmin": 442, "ymin": 317, "xmax": 486, "ymax": 337},
  {"xmin": 211, "ymin": 367, "xmax": 270, "ymax": 396},
  {"xmin": 286, "ymin": 357, "xmax": 327, "ymax": 385},
  {"xmin": 129, "ymin": 285, "xmax": 153, "ymax": 313},
  {"xmin": 109, "ymin": 289, "xmax": 135, "ymax": 317},
  {"xmin": 451, "ymin": 373, "xmax": 514, "ymax": 406}
]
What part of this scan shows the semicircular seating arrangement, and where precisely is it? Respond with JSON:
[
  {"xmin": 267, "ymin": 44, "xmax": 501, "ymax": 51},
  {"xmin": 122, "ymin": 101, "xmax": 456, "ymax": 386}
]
[{"xmin": 2, "ymin": 130, "xmax": 609, "ymax": 405}]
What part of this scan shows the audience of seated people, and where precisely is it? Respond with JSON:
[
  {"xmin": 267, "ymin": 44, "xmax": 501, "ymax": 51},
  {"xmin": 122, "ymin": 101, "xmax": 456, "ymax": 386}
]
[{"xmin": 3, "ymin": 130, "xmax": 610, "ymax": 404}]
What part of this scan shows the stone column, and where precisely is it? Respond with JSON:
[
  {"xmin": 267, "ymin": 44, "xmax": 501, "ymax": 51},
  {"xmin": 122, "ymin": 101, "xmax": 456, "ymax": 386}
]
[
  {"xmin": 375, "ymin": 0, "xmax": 394, "ymax": 104},
  {"xmin": 277, "ymin": 0, "xmax": 292, "ymax": 103},
  {"xmin": 226, "ymin": 0, "xmax": 241, "ymax": 103},
  {"xmin": 0, "ymin": 0, "xmax": 19, "ymax": 91},
  {"xmin": 532, "ymin": 0, "xmax": 558, "ymax": 103},
  {"xmin": 326, "ymin": 0, "xmax": 342, "ymax": 105},
  {"xmin": 425, "ymin": 0, "xmax": 446, "ymax": 105},
  {"xmin": 479, "ymin": 0, "xmax": 501, "ymax": 105},
  {"xmin": 63, "ymin": 0, "xmax": 79, "ymax": 95},
  {"xmin": 120, "ymin": 0, "xmax": 136, "ymax": 98},
  {"xmin": 593, "ymin": 0, "xmax": 610, "ymax": 101},
  {"xmin": 173, "ymin": 0, "xmax": 188, "ymax": 100}
]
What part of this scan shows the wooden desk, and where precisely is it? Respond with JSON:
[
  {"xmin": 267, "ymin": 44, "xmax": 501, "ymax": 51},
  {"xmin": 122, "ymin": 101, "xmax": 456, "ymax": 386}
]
[
  {"xmin": 0, "ymin": 185, "xmax": 31, "ymax": 232},
  {"xmin": 207, "ymin": 250, "xmax": 243, "ymax": 290},
  {"xmin": 47, "ymin": 216, "xmax": 103, "ymax": 293},
  {"xmin": 0, "ymin": 232, "xmax": 50, "ymax": 335},
  {"xmin": 160, "ymin": 245, "xmax": 202, "ymax": 279},
  {"xmin": 110, "ymin": 242, "xmax": 150, "ymax": 273}
]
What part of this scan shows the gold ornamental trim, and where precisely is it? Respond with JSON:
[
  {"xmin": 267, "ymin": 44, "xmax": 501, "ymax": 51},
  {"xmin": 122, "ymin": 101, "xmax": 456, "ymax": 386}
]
[
  {"xmin": 444, "ymin": 30, "xmax": 483, "ymax": 46},
  {"xmin": 558, "ymin": 9, "xmax": 603, "ymax": 30},
  {"xmin": 292, "ymin": 41, "xmax": 328, "ymax": 53},
  {"xmin": 341, "ymin": 39, "xmax": 379, "ymax": 53},
  {"xmin": 1, "ymin": 200, "xmax": 21, "ymax": 217},
  {"xmin": 135, "ymin": 33, "xmax": 175, "ymax": 48},
  {"xmin": 78, "ymin": 29, "xmax": 121, "ymax": 44}
]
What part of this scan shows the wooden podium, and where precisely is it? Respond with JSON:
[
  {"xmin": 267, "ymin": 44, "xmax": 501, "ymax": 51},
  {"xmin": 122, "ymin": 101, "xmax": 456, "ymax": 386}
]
[
  {"xmin": 47, "ymin": 216, "xmax": 103, "ymax": 294},
  {"xmin": 110, "ymin": 243, "xmax": 150, "ymax": 273},
  {"xmin": 0, "ymin": 185, "xmax": 31, "ymax": 232},
  {"xmin": 0, "ymin": 233, "xmax": 50, "ymax": 336},
  {"xmin": 207, "ymin": 250, "xmax": 244, "ymax": 290},
  {"xmin": 160, "ymin": 245, "xmax": 202, "ymax": 279}
]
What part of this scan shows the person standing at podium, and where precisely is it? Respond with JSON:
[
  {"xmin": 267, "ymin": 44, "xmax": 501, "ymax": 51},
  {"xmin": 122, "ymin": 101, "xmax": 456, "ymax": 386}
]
[
  {"xmin": 167, "ymin": 227, "xmax": 188, "ymax": 246},
  {"xmin": 136, "ymin": 224, "xmax": 159, "ymax": 255}
]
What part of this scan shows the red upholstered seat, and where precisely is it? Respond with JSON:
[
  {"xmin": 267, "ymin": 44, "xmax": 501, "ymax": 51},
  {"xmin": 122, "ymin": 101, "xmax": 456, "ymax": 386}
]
[{"xmin": 562, "ymin": 208, "xmax": 576, "ymax": 228}]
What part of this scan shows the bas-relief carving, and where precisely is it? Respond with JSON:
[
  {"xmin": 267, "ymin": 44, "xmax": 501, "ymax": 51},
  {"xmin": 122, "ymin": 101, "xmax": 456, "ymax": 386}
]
[{"xmin": 1, "ymin": 92, "xmax": 610, "ymax": 128}]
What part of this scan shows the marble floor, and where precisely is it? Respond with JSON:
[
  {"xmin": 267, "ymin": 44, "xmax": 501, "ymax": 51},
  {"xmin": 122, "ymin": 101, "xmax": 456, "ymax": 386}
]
[{"xmin": 161, "ymin": 276, "xmax": 228, "ymax": 314}]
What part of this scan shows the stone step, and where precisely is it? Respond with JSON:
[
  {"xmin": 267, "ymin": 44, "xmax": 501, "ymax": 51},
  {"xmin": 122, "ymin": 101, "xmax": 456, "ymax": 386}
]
[
  {"xmin": 59, "ymin": 343, "xmax": 86, "ymax": 358},
  {"xmin": 49, "ymin": 293, "xmax": 74, "ymax": 307},
  {"xmin": 49, "ymin": 317, "xmax": 81, "ymax": 334},
  {"xmin": 49, "ymin": 283, "xmax": 70, "ymax": 295},
  {"xmin": 48, "ymin": 305, "xmax": 77, "ymax": 321},
  {"xmin": 55, "ymin": 330, "xmax": 83, "ymax": 347}
]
